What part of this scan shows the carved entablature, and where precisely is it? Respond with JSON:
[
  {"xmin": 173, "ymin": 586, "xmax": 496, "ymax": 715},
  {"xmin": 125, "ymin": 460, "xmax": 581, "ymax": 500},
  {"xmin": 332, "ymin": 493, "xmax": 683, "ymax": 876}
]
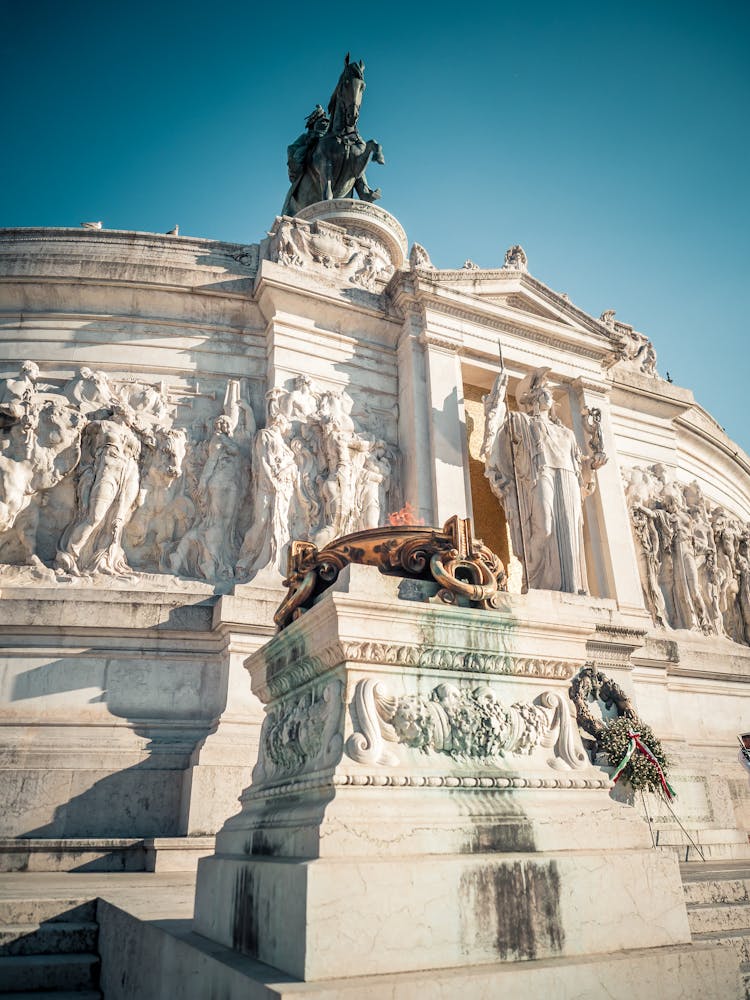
[
  {"xmin": 600, "ymin": 310, "xmax": 658, "ymax": 377},
  {"xmin": 623, "ymin": 464, "xmax": 750, "ymax": 645}
]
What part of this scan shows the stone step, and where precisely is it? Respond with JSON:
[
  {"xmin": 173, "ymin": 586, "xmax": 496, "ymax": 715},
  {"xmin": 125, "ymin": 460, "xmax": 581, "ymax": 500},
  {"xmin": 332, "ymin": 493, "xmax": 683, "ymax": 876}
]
[
  {"xmin": 688, "ymin": 902, "xmax": 750, "ymax": 935},
  {"xmin": 0, "ymin": 921, "xmax": 97, "ymax": 956},
  {"xmin": 742, "ymin": 964, "xmax": 750, "ymax": 1000},
  {"xmin": 0, "ymin": 839, "xmax": 145, "ymax": 874},
  {"xmin": 662, "ymin": 841, "xmax": 750, "ymax": 862},
  {"xmin": 0, "ymin": 953, "xmax": 99, "ymax": 992},
  {"xmin": 692, "ymin": 930, "xmax": 750, "ymax": 967},
  {"xmin": 658, "ymin": 828, "xmax": 749, "ymax": 847},
  {"xmin": 0, "ymin": 899, "xmax": 96, "ymax": 926},
  {"xmin": 0, "ymin": 837, "xmax": 214, "ymax": 874},
  {"xmin": 684, "ymin": 878, "xmax": 750, "ymax": 906}
]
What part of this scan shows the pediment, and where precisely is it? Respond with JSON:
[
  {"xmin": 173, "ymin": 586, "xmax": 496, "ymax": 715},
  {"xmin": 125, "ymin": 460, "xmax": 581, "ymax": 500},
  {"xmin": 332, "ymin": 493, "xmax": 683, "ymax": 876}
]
[{"xmin": 483, "ymin": 292, "xmax": 575, "ymax": 324}]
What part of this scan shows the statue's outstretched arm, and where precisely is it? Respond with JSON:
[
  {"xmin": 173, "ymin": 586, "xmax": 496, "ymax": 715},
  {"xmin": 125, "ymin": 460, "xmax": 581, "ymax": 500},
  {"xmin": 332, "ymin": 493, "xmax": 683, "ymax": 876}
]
[{"xmin": 480, "ymin": 371, "xmax": 509, "ymax": 461}]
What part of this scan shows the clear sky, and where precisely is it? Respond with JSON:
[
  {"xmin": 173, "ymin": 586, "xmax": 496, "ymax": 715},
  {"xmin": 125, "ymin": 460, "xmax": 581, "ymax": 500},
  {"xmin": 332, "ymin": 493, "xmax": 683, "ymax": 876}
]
[{"xmin": 2, "ymin": 1, "xmax": 748, "ymax": 452}]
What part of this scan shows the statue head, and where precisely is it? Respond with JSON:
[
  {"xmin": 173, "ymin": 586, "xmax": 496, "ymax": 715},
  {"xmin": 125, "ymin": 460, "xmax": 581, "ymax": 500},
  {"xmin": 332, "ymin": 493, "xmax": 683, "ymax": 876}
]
[
  {"xmin": 305, "ymin": 105, "xmax": 329, "ymax": 135},
  {"xmin": 20, "ymin": 360, "xmax": 40, "ymax": 382},
  {"xmin": 516, "ymin": 367, "xmax": 554, "ymax": 416},
  {"xmin": 214, "ymin": 415, "xmax": 233, "ymax": 436}
]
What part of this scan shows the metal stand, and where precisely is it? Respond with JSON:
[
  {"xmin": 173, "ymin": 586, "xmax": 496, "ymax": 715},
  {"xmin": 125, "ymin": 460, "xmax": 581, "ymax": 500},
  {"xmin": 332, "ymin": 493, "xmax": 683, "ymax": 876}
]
[{"xmin": 641, "ymin": 788, "xmax": 706, "ymax": 862}]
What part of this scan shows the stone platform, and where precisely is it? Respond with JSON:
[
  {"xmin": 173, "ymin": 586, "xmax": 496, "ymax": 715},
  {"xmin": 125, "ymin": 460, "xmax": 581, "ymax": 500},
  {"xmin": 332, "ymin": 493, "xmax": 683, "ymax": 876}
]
[{"xmin": 0, "ymin": 866, "xmax": 747, "ymax": 999}]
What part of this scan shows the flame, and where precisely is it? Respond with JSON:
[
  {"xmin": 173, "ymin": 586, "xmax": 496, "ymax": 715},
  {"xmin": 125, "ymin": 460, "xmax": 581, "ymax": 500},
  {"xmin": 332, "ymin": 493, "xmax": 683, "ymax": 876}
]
[{"xmin": 388, "ymin": 502, "xmax": 425, "ymax": 527}]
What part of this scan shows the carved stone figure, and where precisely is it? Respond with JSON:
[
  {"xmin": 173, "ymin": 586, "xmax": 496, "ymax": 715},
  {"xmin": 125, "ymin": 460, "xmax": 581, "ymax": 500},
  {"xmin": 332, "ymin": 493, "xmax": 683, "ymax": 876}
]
[
  {"xmin": 601, "ymin": 311, "xmax": 658, "ymax": 377},
  {"xmin": 62, "ymin": 367, "xmax": 112, "ymax": 416},
  {"xmin": 264, "ymin": 214, "xmax": 392, "ymax": 290},
  {"xmin": 482, "ymin": 367, "xmax": 601, "ymax": 593},
  {"xmin": 125, "ymin": 427, "xmax": 188, "ymax": 571},
  {"xmin": 236, "ymin": 399, "xmax": 300, "ymax": 581},
  {"xmin": 0, "ymin": 400, "xmax": 83, "ymax": 548},
  {"xmin": 281, "ymin": 54, "xmax": 384, "ymax": 216},
  {"xmin": 625, "ymin": 467, "xmax": 750, "ymax": 645},
  {"xmin": 55, "ymin": 402, "xmax": 143, "ymax": 577},
  {"xmin": 408, "ymin": 243, "xmax": 435, "ymax": 269},
  {"xmin": 502, "ymin": 245, "xmax": 528, "ymax": 272},
  {"xmin": 357, "ymin": 444, "xmax": 392, "ymax": 530},
  {"xmin": 0, "ymin": 361, "xmax": 42, "ymax": 427},
  {"xmin": 170, "ymin": 382, "xmax": 254, "ymax": 582}
]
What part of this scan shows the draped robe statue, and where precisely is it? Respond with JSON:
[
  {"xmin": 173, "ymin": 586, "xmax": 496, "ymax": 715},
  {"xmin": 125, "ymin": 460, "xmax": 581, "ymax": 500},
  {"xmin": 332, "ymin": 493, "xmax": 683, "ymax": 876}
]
[{"xmin": 482, "ymin": 367, "xmax": 595, "ymax": 594}]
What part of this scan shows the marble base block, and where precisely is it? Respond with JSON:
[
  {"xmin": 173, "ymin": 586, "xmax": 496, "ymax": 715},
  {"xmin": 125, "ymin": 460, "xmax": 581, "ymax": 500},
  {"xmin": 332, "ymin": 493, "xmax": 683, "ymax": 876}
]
[{"xmin": 194, "ymin": 847, "xmax": 690, "ymax": 980}]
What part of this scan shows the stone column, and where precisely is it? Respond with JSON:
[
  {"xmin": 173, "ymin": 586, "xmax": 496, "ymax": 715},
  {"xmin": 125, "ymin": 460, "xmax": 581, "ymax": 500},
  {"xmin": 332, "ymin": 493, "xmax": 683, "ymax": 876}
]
[
  {"xmin": 395, "ymin": 310, "xmax": 434, "ymax": 523},
  {"xmin": 570, "ymin": 377, "xmax": 647, "ymax": 615},
  {"xmin": 420, "ymin": 331, "xmax": 472, "ymax": 524}
]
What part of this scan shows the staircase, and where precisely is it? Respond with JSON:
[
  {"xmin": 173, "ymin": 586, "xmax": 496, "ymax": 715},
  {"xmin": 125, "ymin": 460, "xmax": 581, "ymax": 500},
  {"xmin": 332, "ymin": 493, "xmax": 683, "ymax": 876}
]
[
  {"xmin": 0, "ymin": 896, "xmax": 100, "ymax": 998},
  {"xmin": 683, "ymin": 861, "xmax": 750, "ymax": 999}
]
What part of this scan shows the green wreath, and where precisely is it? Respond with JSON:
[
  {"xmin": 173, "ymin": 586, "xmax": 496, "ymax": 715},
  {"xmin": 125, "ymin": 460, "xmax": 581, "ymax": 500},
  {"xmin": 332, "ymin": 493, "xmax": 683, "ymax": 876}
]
[{"xmin": 598, "ymin": 715, "xmax": 674, "ymax": 797}]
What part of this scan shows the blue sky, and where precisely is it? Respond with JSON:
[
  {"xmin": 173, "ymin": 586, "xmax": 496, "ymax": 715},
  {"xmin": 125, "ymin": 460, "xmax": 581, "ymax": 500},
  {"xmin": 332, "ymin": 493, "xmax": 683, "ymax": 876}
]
[{"xmin": 2, "ymin": 1, "xmax": 748, "ymax": 452}]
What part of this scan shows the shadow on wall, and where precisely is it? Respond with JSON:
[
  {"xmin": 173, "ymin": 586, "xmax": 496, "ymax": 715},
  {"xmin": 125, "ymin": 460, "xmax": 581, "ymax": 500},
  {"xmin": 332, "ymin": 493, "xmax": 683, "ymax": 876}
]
[{"xmin": 3, "ymin": 630, "xmax": 226, "ymax": 838}]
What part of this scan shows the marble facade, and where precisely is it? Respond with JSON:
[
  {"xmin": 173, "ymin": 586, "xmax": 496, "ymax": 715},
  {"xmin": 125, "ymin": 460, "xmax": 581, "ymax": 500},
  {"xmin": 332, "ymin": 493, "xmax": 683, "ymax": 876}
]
[{"xmin": 1, "ymin": 203, "xmax": 750, "ymax": 993}]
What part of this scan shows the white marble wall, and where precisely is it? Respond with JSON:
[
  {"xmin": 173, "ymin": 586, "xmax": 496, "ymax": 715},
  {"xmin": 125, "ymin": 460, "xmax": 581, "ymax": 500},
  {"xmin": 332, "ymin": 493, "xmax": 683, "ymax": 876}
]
[{"xmin": 0, "ymin": 206, "xmax": 749, "ymax": 840}]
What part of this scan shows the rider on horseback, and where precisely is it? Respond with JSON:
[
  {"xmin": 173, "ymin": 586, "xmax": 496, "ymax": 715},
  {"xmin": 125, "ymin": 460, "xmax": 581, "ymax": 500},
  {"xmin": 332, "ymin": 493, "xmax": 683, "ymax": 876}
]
[{"xmin": 281, "ymin": 55, "xmax": 384, "ymax": 217}]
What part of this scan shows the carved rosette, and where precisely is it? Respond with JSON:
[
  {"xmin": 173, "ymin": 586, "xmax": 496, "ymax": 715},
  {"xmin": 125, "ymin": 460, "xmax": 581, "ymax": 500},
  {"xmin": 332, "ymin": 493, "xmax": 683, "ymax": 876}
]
[{"xmin": 273, "ymin": 514, "xmax": 507, "ymax": 630}]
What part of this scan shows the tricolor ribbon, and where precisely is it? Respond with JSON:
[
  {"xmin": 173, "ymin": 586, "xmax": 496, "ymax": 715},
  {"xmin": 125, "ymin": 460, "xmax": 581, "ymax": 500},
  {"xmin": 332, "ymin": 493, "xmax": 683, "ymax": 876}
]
[{"xmin": 611, "ymin": 730, "xmax": 676, "ymax": 801}]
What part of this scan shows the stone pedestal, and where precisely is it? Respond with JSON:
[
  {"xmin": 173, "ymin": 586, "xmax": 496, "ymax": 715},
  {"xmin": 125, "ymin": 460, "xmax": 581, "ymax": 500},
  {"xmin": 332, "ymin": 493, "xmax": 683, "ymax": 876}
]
[{"xmin": 193, "ymin": 564, "xmax": 740, "ymax": 993}]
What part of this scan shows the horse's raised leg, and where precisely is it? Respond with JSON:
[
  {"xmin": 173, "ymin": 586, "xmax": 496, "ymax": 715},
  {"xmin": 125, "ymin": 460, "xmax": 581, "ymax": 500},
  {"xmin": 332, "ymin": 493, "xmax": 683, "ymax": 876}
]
[{"xmin": 354, "ymin": 177, "xmax": 381, "ymax": 202}]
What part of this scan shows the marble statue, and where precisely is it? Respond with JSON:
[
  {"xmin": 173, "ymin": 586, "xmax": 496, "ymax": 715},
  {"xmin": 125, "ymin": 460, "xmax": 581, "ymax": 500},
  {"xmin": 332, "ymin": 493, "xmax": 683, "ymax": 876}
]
[
  {"xmin": 0, "ymin": 362, "xmax": 397, "ymax": 586},
  {"xmin": 281, "ymin": 54, "xmax": 384, "ymax": 216},
  {"xmin": 0, "ymin": 399, "xmax": 83, "ymax": 542},
  {"xmin": 62, "ymin": 367, "xmax": 112, "ymax": 415},
  {"xmin": 482, "ymin": 366, "xmax": 603, "ymax": 594},
  {"xmin": 357, "ymin": 443, "xmax": 392, "ymax": 530}
]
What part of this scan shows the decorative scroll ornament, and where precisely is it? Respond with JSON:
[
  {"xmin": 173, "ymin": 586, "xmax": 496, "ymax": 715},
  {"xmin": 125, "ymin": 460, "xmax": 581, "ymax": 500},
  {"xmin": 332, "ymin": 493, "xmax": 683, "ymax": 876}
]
[
  {"xmin": 273, "ymin": 514, "xmax": 507, "ymax": 630},
  {"xmin": 346, "ymin": 678, "xmax": 587, "ymax": 771}
]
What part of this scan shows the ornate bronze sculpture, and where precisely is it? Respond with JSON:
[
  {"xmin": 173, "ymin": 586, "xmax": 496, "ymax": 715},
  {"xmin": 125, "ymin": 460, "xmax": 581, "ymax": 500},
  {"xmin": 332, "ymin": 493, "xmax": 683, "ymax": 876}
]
[
  {"xmin": 274, "ymin": 515, "xmax": 507, "ymax": 630},
  {"xmin": 281, "ymin": 54, "xmax": 384, "ymax": 216}
]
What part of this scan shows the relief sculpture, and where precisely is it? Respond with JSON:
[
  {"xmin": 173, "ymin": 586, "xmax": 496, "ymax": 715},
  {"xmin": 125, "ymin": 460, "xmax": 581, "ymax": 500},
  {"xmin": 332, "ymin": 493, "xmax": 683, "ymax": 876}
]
[
  {"xmin": 624, "ymin": 464, "xmax": 750, "ymax": 645},
  {"xmin": 346, "ymin": 678, "xmax": 588, "ymax": 771},
  {"xmin": 0, "ymin": 363, "xmax": 399, "ymax": 588},
  {"xmin": 237, "ymin": 375, "xmax": 399, "ymax": 583}
]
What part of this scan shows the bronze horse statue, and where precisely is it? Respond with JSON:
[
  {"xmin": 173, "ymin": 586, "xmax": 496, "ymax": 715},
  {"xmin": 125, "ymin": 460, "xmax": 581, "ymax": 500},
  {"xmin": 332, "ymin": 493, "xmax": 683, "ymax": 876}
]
[{"xmin": 282, "ymin": 55, "xmax": 384, "ymax": 216}]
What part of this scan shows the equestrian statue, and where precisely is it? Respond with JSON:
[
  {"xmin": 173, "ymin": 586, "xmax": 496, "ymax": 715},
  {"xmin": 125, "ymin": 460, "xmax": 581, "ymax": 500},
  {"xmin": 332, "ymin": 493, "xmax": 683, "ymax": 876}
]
[{"xmin": 281, "ymin": 54, "xmax": 385, "ymax": 216}]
